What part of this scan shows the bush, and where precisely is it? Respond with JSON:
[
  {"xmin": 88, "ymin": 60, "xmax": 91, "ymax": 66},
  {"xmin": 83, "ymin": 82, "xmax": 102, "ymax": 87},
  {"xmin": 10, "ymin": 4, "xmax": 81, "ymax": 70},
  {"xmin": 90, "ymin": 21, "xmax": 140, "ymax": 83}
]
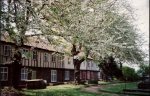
[
  {"xmin": 25, "ymin": 79, "xmax": 47, "ymax": 89},
  {"xmin": 121, "ymin": 66, "xmax": 140, "ymax": 81}
]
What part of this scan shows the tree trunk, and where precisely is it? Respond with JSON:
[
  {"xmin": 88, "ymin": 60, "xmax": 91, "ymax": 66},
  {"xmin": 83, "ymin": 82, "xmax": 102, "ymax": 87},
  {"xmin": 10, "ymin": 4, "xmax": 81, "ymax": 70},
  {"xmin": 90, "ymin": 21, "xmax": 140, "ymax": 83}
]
[
  {"xmin": 73, "ymin": 58, "xmax": 84, "ymax": 85},
  {"xmin": 11, "ymin": 47, "xmax": 22, "ymax": 89},
  {"xmin": 11, "ymin": 60, "xmax": 22, "ymax": 89}
]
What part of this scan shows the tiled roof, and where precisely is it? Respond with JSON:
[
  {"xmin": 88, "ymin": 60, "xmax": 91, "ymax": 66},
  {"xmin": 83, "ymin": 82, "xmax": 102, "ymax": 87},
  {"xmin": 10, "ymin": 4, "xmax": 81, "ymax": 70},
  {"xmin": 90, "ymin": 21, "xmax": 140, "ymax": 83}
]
[
  {"xmin": 0, "ymin": 31, "xmax": 13, "ymax": 42},
  {"xmin": 0, "ymin": 31, "xmax": 56, "ymax": 52},
  {"xmin": 25, "ymin": 36, "xmax": 56, "ymax": 51}
]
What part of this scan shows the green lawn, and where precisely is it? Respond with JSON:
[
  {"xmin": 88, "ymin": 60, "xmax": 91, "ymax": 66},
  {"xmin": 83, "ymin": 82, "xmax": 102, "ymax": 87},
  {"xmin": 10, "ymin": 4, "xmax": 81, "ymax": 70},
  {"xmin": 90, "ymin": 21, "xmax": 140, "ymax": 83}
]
[
  {"xmin": 100, "ymin": 82, "xmax": 149, "ymax": 96},
  {"xmin": 21, "ymin": 84, "xmax": 118, "ymax": 96},
  {"xmin": 98, "ymin": 80, "xmax": 125, "ymax": 85}
]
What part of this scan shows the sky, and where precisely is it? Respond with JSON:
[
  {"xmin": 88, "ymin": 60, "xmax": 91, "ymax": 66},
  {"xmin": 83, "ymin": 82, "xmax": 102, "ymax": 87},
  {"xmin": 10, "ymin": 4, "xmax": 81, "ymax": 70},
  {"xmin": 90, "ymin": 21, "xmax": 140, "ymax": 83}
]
[
  {"xmin": 124, "ymin": 0, "xmax": 149, "ymax": 70},
  {"xmin": 128, "ymin": 0, "xmax": 149, "ymax": 57},
  {"xmin": 128, "ymin": 0, "xmax": 149, "ymax": 45}
]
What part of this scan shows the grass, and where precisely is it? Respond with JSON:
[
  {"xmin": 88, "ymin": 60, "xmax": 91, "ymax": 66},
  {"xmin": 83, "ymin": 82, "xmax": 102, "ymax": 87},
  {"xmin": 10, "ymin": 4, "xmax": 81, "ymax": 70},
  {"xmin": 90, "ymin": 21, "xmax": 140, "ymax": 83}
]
[
  {"xmin": 20, "ymin": 81, "xmax": 149, "ymax": 96},
  {"xmin": 100, "ymin": 82, "xmax": 150, "ymax": 96},
  {"xmin": 21, "ymin": 84, "xmax": 119, "ymax": 96},
  {"xmin": 98, "ymin": 80, "xmax": 125, "ymax": 85}
]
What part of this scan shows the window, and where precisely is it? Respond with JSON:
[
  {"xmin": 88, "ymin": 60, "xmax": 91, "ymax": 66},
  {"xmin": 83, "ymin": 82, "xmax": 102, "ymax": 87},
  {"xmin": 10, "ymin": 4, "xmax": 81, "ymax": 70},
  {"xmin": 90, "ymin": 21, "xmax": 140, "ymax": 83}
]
[
  {"xmin": 68, "ymin": 58, "xmax": 71, "ymax": 64},
  {"xmin": 65, "ymin": 71, "xmax": 70, "ymax": 80},
  {"xmin": 32, "ymin": 51, "xmax": 37, "ymax": 60},
  {"xmin": 44, "ymin": 53, "xmax": 49, "ymax": 62},
  {"xmin": 51, "ymin": 55, "xmax": 56, "ymax": 62},
  {"xmin": 84, "ymin": 61, "xmax": 86, "ymax": 66},
  {"xmin": 31, "ymin": 71, "xmax": 36, "ymax": 79},
  {"xmin": 21, "ymin": 68, "xmax": 28, "ymax": 80},
  {"xmin": 51, "ymin": 70, "xmax": 57, "ymax": 82},
  {"xmin": 4, "ymin": 45, "xmax": 11, "ymax": 56},
  {"xmin": 82, "ymin": 72, "xmax": 86, "ymax": 80},
  {"xmin": 0, "ymin": 67, "xmax": 8, "ymax": 81},
  {"xmin": 22, "ymin": 49, "xmax": 29, "ymax": 59},
  {"xmin": 88, "ymin": 62, "xmax": 90, "ymax": 67},
  {"xmin": 90, "ymin": 72, "xmax": 94, "ymax": 80},
  {"xmin": 91, "ymin": 62, "xmax": 93, "ymax": 67}
]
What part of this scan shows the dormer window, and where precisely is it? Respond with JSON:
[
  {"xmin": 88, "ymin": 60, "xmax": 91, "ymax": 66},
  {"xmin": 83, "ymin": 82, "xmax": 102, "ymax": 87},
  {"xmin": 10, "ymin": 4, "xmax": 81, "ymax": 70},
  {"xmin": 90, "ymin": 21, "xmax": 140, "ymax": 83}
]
[
  {"xmin": 4, "ymin": 45, "xmax": 11, "ymax": 56},
  {"xmin": 52, "ymin": 54, "xmax": 56, "ymax": 62},
  {"xmin": 88, "ymin": 62, "xmax": 90, "ymax": 67},
  {"xmin": 68, "ymin": 58, "xmax": 71, "ymax": 64},
  {"xmin": 44, "ymin": 53, "xmax": 49, "ymax": 62},
  {"xmin": 22, "ymin": 49, "xmax": 29, "ymax": 59},
  {"xmin": 32, "ymin": 51, "xmax": 37, "ymax": 60}
]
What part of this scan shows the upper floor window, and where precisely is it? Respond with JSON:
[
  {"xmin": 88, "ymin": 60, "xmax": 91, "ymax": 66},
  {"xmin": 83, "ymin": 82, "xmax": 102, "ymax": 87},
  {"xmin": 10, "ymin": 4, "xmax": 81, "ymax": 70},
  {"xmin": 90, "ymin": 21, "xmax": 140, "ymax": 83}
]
[
  {"xmin": 22, "ymin": 49, "xmax": 29, "ymax": 59},
  {"xmin": 0, "ymin": 67, "xmax": 8, "ymax": 81},
  {"xmin": 32, "ymin": 51, "xmax": 37, "ymax": 60},
  {"xmin": 68, "ymin": 58, "xmax": 71, "ymax": 64},
  {"xmin": 84, "ymin": 61, "xmax": 86, "ymax": 66},
  {"xmin": 88, "ymin": 62, "xmax": 91, "ymax": 67},
  {"xmin": 52, "ymin": 54, "xmax": 56, "ymax": 62},
  {"xmin": 91, "ymin": 62, "xmax": 93, "ymax": 67},
  {"xmin": 44, "ymin": 53, "xmax": 49, "ymax": 62},
  {"xmin": 4, "ymin": 45, "xmax": 11, "ymax": 56}
]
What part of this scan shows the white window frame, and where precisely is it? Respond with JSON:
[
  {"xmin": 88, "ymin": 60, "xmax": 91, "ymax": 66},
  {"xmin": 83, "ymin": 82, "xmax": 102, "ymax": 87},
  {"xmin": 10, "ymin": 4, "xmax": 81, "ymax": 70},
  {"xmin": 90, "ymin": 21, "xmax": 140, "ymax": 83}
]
[
  {"xmin": 4, "ymin": 45, "xmax": 11, "ymax": 56},
  {"xmin": 21, "ymin": 68, "xmax": 28, "ymax": 81},
  {"xmin": 44, "ymin": 53, "xmax": 49, "ymax": 62},
  {"xmin": 65, "ymin": 71, "xmax": 70, "ymax": 80},
  {"xmin": 0, "ymin": 67, "xmax": 8, "ymax": 81},
  {"xmin": 51, "ymin": 70, "xmax": 57, "ymax": 82}
]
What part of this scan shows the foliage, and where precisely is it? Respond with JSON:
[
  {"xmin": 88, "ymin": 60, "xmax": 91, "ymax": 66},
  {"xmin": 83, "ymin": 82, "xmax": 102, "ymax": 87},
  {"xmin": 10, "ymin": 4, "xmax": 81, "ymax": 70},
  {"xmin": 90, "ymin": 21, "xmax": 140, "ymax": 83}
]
[
  {"xmin": 1, "ymin": 0, "xmax": 145, "ymax": 65},
  {"xmin": 121, "ymin": 66, "xmax": 140, "ymax": 81},
  {"xmin": 99, "ymin": 56, "xmax": 123, "ymax": 80},
  {"xmin": 137, "ymin": 62, "xmax": 150, "ymax": 76}
]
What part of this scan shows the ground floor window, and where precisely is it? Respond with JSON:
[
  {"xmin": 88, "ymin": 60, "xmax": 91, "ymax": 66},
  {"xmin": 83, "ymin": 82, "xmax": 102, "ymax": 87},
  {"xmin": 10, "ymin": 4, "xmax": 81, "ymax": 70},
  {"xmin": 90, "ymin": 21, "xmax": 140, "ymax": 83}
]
[
  {"xmin": 32, "ymin": 71, "xmax": 36, "ymax": 79},
  {"xmin": 51, "ymin": 70, "xmax": 57, "ymax": 82},
  {"xmin": 82, "ymin": 72, "xmax": 86, "ymax": 80},
  {"xmin": 21, "ymin": 68, "xmax": 28, "ymax": 80},
  {"xmin": 90, "ymin": 72, "xmax": 94, "ymax": 80},
  {"xmin": 65, "ymin": 71, "xmax": 70, "ymax": 80},
  {"xmin": 0, "ymin": 67, "xmax": 8, "ymax": 81}
]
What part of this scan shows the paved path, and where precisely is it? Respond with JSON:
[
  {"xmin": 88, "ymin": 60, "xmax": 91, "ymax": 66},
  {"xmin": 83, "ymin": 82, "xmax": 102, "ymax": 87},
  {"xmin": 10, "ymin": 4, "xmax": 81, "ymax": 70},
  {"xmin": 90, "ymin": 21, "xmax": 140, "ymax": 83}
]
[{"xmin": 80, "ymin": 84, "xmax": 137, "ymax": 96}]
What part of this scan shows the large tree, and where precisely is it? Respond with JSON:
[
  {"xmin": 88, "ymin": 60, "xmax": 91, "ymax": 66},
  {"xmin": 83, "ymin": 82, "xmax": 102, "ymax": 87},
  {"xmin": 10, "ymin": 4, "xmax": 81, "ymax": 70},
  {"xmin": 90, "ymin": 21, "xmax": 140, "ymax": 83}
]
[
  {"xmin": 0, "ymin": 0, "xmax": 145, "ymax": 86},
  {"xmin": 41, "ymin": 0, "xmax": 145, "ymax": 84}
]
